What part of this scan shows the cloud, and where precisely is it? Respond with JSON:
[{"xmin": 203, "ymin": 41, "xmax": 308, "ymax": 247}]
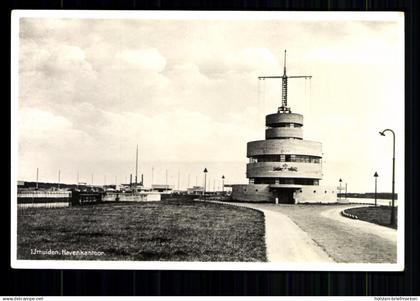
[
  {"xmin": 18, "ymin": 108, "xmax": 93, "ymax": 165},
  {"xmin": 304, "ymin": 22, "xmax": 401, "ymax": 65},
  {"xmin": 19, "ymin": 107, "xmax": 73, "ymax": 133},
  {"xmin": 97, "ymin": 108, "xmax": 255, "ymax": 163},
  {"xmin": 198, "ymin": 47, "xmax": 280, "ymax": 77},
  {"xmin": 115, "ymin": 48, "xmax": 166, "ymax": 72},
  {"xmin": 43, "ymin": 45, "xmax": 94, "ymax": 75}
]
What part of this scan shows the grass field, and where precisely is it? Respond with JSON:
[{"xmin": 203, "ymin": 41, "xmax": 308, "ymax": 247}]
[
  {"xmin": 344, "ymin": 206, "xmax": 398, "ymax": 229},
  {"xmin": 17, "ymin": 199, "xmax": 266, "ymax": 262}
]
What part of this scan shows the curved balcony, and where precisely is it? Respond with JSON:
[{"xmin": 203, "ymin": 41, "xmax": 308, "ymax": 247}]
[
  {"xmin": 266, "ymin": 113, "xmax": 303, "ymax": 127},
  {"xmin": 269, "ymin": 183, "xmax": 303, "ymax": 189},
  {"xmin": 247, "ymin": 139, "xmax": 322, "ymax": 157},
  {"xmin": 266, "ymin": 127, "xmax": 303, "ymax": 139},
  {"xmin": 246, "ymin": 162, "xmax": 322, "ymax": 179}
]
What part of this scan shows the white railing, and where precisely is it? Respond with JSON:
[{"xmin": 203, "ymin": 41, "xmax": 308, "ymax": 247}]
[{"xmin": 18, "ymin": 191, "xmax": 71, "ymax": 198}]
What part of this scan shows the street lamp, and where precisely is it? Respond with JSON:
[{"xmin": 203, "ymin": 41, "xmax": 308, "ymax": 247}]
[
  {"xmin": 203, "ymin": 168, "xmax": 208, "ymax": 200},
  {"xmin": 379, "ymin": 129, "xmax": 396, "ymax": 225},
  {"xmin": 222, "ymin": 175, "xmax": 225, "ymax": 194},
  {"xmin": 374, "ymin": 172, "xmax": 379, "ymax": 207},
  {"xmin": 339, "ymin": 178, "xmax": 342, "ymax": 202}
]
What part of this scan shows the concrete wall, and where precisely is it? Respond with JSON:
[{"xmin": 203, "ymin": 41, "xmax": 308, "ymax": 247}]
[
  {"xmin": 146, "ymin": 193, "xmax": 161, "ymax": 201},
  {"xmin": 265, "ymin": 127, "xmax": 303, "ymax": 139},
  {"xmin": 231, "ymin": 184, "xmax": 336, "ymax": 204},
  {"xmin": 294, "ymin": 185, "xmax": 337, "ymax": 204},
  {"xmin": 18, "ymin": 191, "xmax": 71, "ymax": 198},
  {"xmin": 103, "ymin": 192, "xmax": 161, "ymax": 202},
  {"xmin": 247, "ymin": 162, "xmax": 322, "ymax": 179},
  {"xmin": 266, "ymin": 113, "xmax": 303, "ymax": 126},
  {"xmin": 247, "ymin": 139, "xmax": 322, "ymax": 157},
  {"xmin": 231, "ymin": 184, "xmax": 273, "ymax": 202},
  {"xmin": 17, "ymin": 191, "xmax": 71, "ymax": 204}
]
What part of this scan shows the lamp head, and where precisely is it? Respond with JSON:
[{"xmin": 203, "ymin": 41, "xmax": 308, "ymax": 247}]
[
  {"xmin": 379, "ymin": 131, "xmax": 385, "ymax": 136},
  {"xmin": 374, "ymin": 172, "xmax": 378, "ymax": 177},
  {"xmin": 203, "ymin": 168, "xmax": 208, "ymax": 173},
  {"xmin": 222, "ymin": 175, "xmax": 225, "ymax": 179},
  {"xmin": 339, "ymin": 178, "xmax": 342, "ymax": 182}
]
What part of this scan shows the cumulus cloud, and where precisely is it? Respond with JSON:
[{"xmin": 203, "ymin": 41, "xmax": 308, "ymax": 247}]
[
  {"xmin": 115, "ymin": 48, "xmax": 166, "ymax": 72},
  {"xmin": 18, "ymin": 108, "xmax": 95, "ymax": 172},
  {"xmin": 43, "ymin": 45, "xmax": 94, "ymax": 75}
]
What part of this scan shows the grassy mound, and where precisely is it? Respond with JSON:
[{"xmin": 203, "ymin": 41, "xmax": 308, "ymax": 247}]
[{"xmin": 344, "ymin": 206, "xmax": 398, "ymax": 229}]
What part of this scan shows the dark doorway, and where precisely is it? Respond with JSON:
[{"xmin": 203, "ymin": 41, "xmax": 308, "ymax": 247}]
[{"xmin": 272, "ymin": 188, "xmax": 295, "ymax": 204}]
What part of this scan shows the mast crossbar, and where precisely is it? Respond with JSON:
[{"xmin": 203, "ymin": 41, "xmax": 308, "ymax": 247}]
[{"xmin": 258, "ymin": 50, "xmax": 311, "ymax": 113}]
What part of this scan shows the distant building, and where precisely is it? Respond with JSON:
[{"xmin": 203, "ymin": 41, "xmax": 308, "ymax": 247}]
[
  {"xmin": 187, "ymin": 186, "xmax": 204, "ymax": 195},
  {"xmin": 151, "ymin": 184, "xmax": 173, "ymax": 193}
]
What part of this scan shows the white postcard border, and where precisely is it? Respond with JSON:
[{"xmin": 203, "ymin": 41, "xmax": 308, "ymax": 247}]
[{"xmin": 10, "ymin": 9, "xmax": 405, "ymax": 271}]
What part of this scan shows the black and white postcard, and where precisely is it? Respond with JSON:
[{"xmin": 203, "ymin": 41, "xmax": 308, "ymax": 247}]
[{"xmin": 11, "ymin": 10, "xmax": 405, "ymax": 270}]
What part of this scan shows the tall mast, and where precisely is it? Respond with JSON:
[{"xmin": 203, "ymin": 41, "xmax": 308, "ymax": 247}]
[
  {"xmin": 283, "ymin": 49, "xmax": 287, "ymax": 75},
  {"xmin": 135, "ymin": 144, "xmax": 138, "ymax": 185},
  {"xmin": 282, "ymin": 50, "xmax": 288, "ymax": 110},
  {"xmin": 258, "ymin": 50, "xmax": 312, "ymax": 113}
]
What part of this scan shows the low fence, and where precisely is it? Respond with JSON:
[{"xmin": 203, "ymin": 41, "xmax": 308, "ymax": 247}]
[
  {"xmin": 345, "ymin": 197, "xmax": 398, "ymax": 207},
  {"xmin": 17, "ymin": 191, "xmax": 71, "ymax": 204},
  {"xmin": 17, "ymin": 190, "xmax": 163, "ymax": 208}
]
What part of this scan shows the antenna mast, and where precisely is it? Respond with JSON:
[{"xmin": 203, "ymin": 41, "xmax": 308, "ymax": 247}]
[
  {"xmin": 282, "ymin": 50, "xmax": 288, "ymax": 110},
  {"xmin": 258, "ymin": 50, "xmax": 312, "ymax": 113},
  {"xmin": 135, "ymin": 144, "xmax": 138, "ymax": 185}
]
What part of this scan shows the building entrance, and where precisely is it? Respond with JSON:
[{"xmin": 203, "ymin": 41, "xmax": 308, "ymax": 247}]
[{"xmin": 272, "ymin": 188, "xmax": 295, "ymax": 204}]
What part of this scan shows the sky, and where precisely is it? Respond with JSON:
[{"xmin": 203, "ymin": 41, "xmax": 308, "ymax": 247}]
[{"xmin": 15, "ymin": 12, "xmax": 404, "ymax": 193}]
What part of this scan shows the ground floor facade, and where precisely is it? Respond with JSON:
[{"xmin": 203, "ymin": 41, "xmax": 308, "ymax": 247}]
[{"xmin": 231, "ymin": 184, "xmax": 337, "ymax": 204}]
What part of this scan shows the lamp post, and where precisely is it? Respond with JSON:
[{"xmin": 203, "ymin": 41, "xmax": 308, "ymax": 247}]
[
  {"xmin": 203, "ymin": 168, "xmax": 208, "ymax": 200},
  {"xmin": 374, "ymin": 172, "xmax": 378, "ymax": 207},
  {"xmin": 345, "ymin": 182, "xmax": 347, "ymax": 200},
  {"xmin": 58, "ymin": 169, "xmax": 61, "ymax": 189},
  {"xmin": 222, "ymin": 175, "xmax": 225, "ymax": 194},
  {"xmin": 339, "ymin": 178, "xmax": 342, "ymax": 202},
  {"xmin": 379, "ymin": 129, "xmax": 396, "ymax": 225},
  {"xmin": 36, "ymin": 168, "xmax": 39, "ymax": 190}
]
